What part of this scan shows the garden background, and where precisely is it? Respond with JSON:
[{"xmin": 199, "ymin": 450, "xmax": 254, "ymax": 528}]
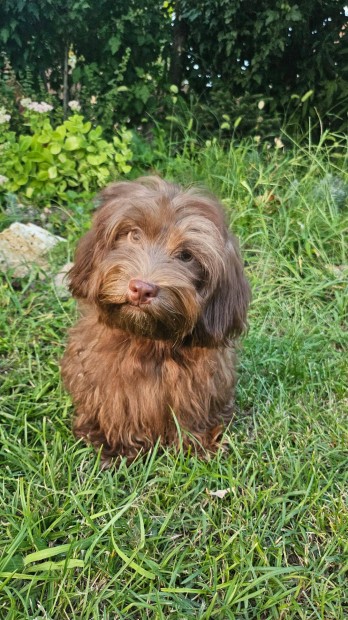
[{"xmin": 0, "ymin": 1, "xmax": 348, "ymax": 618}]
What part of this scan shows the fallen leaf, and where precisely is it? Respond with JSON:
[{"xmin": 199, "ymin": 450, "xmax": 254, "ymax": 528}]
[{"xmin": 206, "ymin": 488, "xmax": 231, "ymax": 499}]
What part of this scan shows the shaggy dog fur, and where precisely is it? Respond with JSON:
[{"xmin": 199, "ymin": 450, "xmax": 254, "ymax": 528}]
[{"xmin": 61, "ymin": 176, "xmax": 250, "ymax": 461}]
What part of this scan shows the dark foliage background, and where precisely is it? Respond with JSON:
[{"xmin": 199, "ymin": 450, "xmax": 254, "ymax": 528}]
[{"xmin": 0, "ymin": 0, "xmax": 347, "ymax": 137}]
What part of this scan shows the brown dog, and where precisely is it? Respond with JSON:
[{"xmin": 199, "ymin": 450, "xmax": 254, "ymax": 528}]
[{"xmin": 61, "ymin": 176, "xmax": 250, "ymax": 462}]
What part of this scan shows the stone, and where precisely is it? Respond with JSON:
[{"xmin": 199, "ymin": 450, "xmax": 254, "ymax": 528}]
[
  {"xmin": 0, "ymin": 222, "xmax": 65, "ymax": 277},
  {"xmin": 53, "ymin": 261, "xmax": 74, "ymax": 298}
]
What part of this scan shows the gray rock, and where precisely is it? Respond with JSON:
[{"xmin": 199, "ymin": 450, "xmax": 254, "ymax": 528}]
[
  {"xmin": 0, "ymin": 222, "xmax": 65, "ymax": 277},
  {"xmin": 53, "ymin": 262, "xmax": 74, "ymax": 298}
]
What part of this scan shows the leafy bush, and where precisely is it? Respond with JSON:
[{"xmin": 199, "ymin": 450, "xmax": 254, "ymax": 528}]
[{"xmin": 0, "ymin": 102, "xmax": 132, "ymax": 204}]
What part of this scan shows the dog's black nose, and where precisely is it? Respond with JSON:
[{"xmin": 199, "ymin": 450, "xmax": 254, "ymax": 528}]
[{"xmin": 128, "ymin": 279, "xmax": 159, "ymax": 304}]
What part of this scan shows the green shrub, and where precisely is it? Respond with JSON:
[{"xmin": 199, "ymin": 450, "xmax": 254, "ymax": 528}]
[{"xmin": 0, "ymin": 102, "xmax": 132, "ymax": 204}]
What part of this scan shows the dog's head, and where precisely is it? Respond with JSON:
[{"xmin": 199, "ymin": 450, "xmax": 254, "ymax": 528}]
[{"xmin": 69, "ymin": 176, "xmax": 250, "ymax": 345}]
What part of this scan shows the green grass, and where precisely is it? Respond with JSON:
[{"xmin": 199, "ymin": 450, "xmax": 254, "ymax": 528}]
[{"xmin": 0, "ymin": 135, "xmax": 347, "ymax": 619}]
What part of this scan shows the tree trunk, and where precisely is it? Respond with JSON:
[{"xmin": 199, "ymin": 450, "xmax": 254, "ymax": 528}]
[{"xmin": 169, "ymin": 2, "xmax": 188, "ymax": 88}]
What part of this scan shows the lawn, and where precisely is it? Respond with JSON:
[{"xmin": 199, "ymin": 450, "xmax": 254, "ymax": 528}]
[{"xmin": 0, "ymin": 135, "xmax": 347, "ymax": 619}]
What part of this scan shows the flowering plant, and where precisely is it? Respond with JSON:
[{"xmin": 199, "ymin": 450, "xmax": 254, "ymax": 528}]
[
  {"xmin": 0, "ymin": 107, "xmax": 16, "ymax": 153},
  {"xmin": 68, "ymin": 100, "xmax": 81, "ymax": 112},
  {"xmin": 19, "ymin": 97, "xmax": 54, "ymax": 133},
  {"xmin": 0, "ymin": 101, "xmax": 133, "ymax": 203},
  {"xmin": 21, "ymin": 99, "xmax": 54, "ymax": 114},
  {"xmin": 0, "ymin": 107, "xmax": 11, "ymax": 124}
]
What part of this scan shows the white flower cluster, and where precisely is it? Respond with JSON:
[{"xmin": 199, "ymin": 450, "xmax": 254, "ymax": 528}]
[
  {"xmin": 20, "ymin": 98, "xmax": 31, "ymax": 108},
  {"xmin": 0, "ymin": 107, "xmax": 11, "ymax": 124},
  {"xmin": 68, "ymin": 100, "xmax": 81, "ymax": 112},
  {"xmin": 274, "ymin": 137, "xmax": 284, "ymax": 149},
  {"xmin": 0, "ymin": 174, "xmax": 9, "ymax": 185},
  {"xmin": 20, "ymin": 98, "xmax": 53, "ymax": 113}
]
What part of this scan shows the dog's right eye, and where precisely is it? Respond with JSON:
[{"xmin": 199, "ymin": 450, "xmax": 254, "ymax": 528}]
[
  {"xmin": 177, "ymin": 250, "xmax": 193, "ymax": 262},
  {"xmin": 127, "ymin": 229, "xmax": 142, "ymax": 243}
]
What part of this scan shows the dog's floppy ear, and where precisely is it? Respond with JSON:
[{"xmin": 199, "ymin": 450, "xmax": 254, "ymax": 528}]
[
  {"xmin": 194, "ymin": 236, "xmax": 250, "ymax": 346},
  {"xmin": 67, "ymin": 182, "xmax": 135, "ymax": 299},
  {"xmin": 68, "ymin": 228, "xmax": 100, "ymax": 299}
]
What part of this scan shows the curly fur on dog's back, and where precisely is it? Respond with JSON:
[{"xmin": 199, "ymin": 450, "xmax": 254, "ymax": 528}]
[{"xmin": 61, "ymin": 176, "xmax": 250, "ymax": 461}]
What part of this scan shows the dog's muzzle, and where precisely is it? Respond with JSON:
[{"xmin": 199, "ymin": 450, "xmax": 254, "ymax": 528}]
[{"xmin": 127, "ymin": 279, "xmax": 159, "ymax": 306}]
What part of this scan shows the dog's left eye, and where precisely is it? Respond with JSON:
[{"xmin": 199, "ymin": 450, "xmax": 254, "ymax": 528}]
[
  {"xmin": 127, "ymin": 229, "xmax": 141, "ymax": 242},
  {"xmin": 177, "ymin": 250, "xmax": 193, "ymax": 262}
]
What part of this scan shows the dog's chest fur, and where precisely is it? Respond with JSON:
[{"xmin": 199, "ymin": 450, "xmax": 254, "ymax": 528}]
[{"xmin": 62, "ymin": 310, "xmax": 236, "ymax": 454}]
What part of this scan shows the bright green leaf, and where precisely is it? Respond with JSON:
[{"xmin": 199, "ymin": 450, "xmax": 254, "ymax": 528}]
[
  {"xmin": 48, "ymin": 166, "xmax": 58, "ymax": 179},
  {"xmin": 50, "ymin": 143, "xmax": 62, "ymax": 155},
  {"xmin": 64, "ymin": 136, "xmax": 85, "ymax": 151}
]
